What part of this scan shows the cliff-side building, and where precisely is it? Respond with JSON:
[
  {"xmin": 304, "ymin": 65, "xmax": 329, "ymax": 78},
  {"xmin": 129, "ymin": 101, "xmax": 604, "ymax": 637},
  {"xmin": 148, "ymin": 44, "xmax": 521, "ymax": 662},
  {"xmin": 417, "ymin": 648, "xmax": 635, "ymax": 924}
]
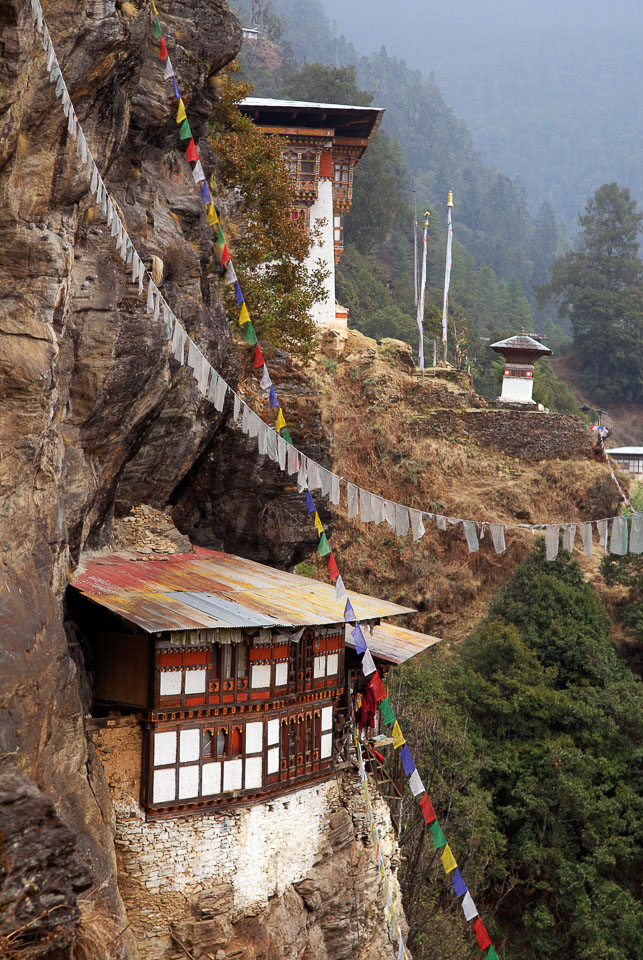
[
  {"xmin": 490, "ymin": 333, "xmax": 552, "ymax": 405},
  {"xmin": 239, "ymin": 97, "xmax": 384, "ymax": 329},
  {"xmin": 70, "ymin": 546, "xmax": 437, "ymax": 820}
]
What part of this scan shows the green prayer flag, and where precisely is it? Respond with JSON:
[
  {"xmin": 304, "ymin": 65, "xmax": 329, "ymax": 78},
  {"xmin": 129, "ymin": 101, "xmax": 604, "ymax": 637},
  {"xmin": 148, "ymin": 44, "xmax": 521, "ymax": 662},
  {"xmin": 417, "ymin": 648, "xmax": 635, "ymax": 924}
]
[
  {"xmin": 244, "ymin": 323, "xmax": 257, "ymax": 346},
  {"xmin": 282, "ymin": 426, "xmax": 292, "ymax": 445},
  {"xmin": 179, "ymin": 118, "xmax": 192, "ymax": 140},
  {"xmin": 318, "ymin": 532, "xmax": 331, "ymax": 556},
  {"xmin": 215, "ymin": 224, "xmax": 225, "ymax": 249},
  {"xmin": 430, "ymin": 820, "xmax": 446, "ymax": 849},
  {"xmin": 486, "ymin": 949, "xmax": 499, "ymax": 960},
  {"xmin": 153, "ymin": 18, "xmax": 162, "ymax": 39},
  {"xmin": 379, "ymin": 697, "xmax": 395, "ymax": 725}
]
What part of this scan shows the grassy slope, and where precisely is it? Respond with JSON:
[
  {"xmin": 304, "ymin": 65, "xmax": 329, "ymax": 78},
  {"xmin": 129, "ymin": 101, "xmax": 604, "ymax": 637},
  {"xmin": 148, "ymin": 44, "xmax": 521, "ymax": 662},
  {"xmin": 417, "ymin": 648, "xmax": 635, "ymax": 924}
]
[{"xmin": 301, "ymin": 330, "xmax": 623, "ymax": 645}]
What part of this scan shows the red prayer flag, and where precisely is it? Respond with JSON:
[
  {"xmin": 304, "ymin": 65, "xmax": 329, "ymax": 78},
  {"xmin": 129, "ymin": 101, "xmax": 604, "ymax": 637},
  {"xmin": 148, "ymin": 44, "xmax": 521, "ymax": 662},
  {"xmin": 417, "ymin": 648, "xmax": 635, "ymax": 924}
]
[
  {"xmin": 474, "ymin": 918, "xmax": 491, "ymax": 951},
  {"xmin": 159, "ymin": 37, "xmax": 168, "ymax": 60},
  {"xmin": 220, "ymin": 245, "xmax": 230, "ymax": 265},
  {"xmin": 185, "ymin": 139, "xmax": 198, "ymax": 163},
  {"xmin": 253, "ymin": 344, "xmax": 264, "ymax": 368},
  {"xmin": 419, "ymin": 792, "xmax": 436, "ymax": 824},
  {"xmin": 370, "ymin": 672, "xmax": 386, "ymax": 702},
  {"xmin": 328, "ymin": 553, "xmax": 340, "ymax": 580}
]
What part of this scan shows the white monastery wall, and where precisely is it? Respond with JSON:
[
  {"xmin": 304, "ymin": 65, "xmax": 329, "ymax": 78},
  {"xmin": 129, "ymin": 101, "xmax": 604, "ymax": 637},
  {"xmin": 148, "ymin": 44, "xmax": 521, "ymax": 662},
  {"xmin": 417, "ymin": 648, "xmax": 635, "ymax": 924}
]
[
  {"xmin": 90, "ymin": 718, "xmax": 406, "ymax": 959},
  {"xmin": 306, "ymin": 178, "xmax": 339, "ymax": 328}
]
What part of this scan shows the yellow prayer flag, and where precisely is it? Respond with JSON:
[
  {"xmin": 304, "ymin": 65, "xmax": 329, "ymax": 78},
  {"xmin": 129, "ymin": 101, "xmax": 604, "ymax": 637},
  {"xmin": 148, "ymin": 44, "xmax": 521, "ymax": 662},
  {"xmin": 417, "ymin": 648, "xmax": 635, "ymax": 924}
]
[
  {"xmin": 441, "ymin": 843, "xmax": 457, "ymax": 874},
  {"xmin": 151, "ymin": 1, "xmax": 158, "ymax": 12},
  {"xmin": 314, "ymin": 511, "xmax": 324, "ymax": 535},
  {"xmin": 176, "ymin": 99, "xmax": 187, "ymax": 123},
  {"xmin": 207, "ymin": 203, "xmax": 219, "ymax": 226},
  {"xmin": 239, "ymin": 303, "xmax": 250, "ymax": 325},
  {"xmin": 275, "ymin": 408, "xmax": 286, "ymax": 432},
  {"xmin": 391, "ymin": 721, "xmax": 406, "ymax": 749}
]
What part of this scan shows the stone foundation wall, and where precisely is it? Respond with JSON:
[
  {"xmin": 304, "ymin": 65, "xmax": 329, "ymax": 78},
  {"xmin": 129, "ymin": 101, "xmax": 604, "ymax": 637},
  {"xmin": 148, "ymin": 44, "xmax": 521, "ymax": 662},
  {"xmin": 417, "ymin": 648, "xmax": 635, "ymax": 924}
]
[
  {"xmin": 412, "ymin": 409, "xmax": 593, "ymax": 460},
  {"xmin": 90, "ymin": 719, "xmax": 406, "ymax": 960}
]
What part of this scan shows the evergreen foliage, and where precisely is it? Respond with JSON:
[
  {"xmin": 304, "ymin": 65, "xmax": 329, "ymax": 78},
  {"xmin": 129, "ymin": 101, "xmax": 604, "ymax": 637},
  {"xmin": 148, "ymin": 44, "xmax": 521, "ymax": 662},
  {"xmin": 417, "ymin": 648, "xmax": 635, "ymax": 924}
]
[
  {"xmin": 539, "ymin": 183, "xmax": 643, "ymax": 403},
  {"xmin": 398, "ymin": 545, "xmax": 643, "ymax": 960}
]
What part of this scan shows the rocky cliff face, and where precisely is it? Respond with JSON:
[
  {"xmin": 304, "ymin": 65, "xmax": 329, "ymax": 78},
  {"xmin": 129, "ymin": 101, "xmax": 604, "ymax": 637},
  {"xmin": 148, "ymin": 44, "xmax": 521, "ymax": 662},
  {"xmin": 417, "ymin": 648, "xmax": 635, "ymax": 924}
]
[{"xmin": 0, "ymin": 2, "xmax": 326, "ymax": 956}]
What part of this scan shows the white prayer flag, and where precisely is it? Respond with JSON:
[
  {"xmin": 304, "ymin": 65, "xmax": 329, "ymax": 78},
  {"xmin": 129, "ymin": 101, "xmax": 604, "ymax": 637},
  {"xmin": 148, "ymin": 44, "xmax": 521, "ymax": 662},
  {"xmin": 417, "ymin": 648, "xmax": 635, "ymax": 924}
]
[
  {"xmin": 562, "ymin": 523, "xmax": 576, "ymax": 553},
  {"xmin": 362, "ymin": 649, "xmax": 376, "ymax": 676},
  {"xmin": 372, "ymin": 495, "xmax": 385, "ymax": 525},
  {"xmin": 191, "ymin": 160, "xmax": 205, "ymax": 184},
  {"xmin": 347, "ymin": 483, "xmax": 359, "ymax": 518},
  {"xmin": 463, "ymin": 520, "xmax": 479, "ymax": 553},
  {"xmin": 490, "ymin": 523, "xmax": 506, "ymax": 555},
  {"xmin": 630, "ymin": 514, "xmax": 642, "ymax": 554},
  {"xmin": 146, "ymin": 280, "xmax": 155, "ymax": 314},
  {"xmin": 335, "ymin": 575, "xmax": 347, "ymax": 600},
  {"xmin": 461, "ymin": 892, "xmax": 478, "ymax": 921},
  {"xmin": 297, "ymin": 458, "xmax": 307, "ymax": 493},
  {"xmin": 307, "ymin": 458, "xmax": 321, "ymax": 490},
  {"xmin": 384, "ymin": 500, "xmax": 396, "ymax": 530},
  {"xmin": 409, "ymin": 509, "xmax": 425, "ymax": 541},
  {"xmin": 277, "ymin": 434, "xmax": 287, "ymax": 471},
  {"xmin": 330, "ymin": 474, "xmax": 341, "ymax": 506},
  {"xmin": 360, "ymin": 488, "xmax": 374, "ymax": 523},
  {"xmin": 171, "ymin": 322, "xmax": 187, "ymax": 364},
  {"xmin": 408, "ymin": 769, "xmax": 424, "ymax": 797},
  {"xmin": 163, "ymin": 57, "xmax": 174, "ymax": 80},
  {"xmin": 395, "ymin": 504, "xmax": 410, "ymax": 538},
  {"xmin": 545, "ymin": 524, "xmax": 560, "ymax": 561},
  {"xmin": 287, "ymin": 443, "xmax": 299, "ymax": 475},
  {"xmin": 214, "ymin": 375, "xmax": 227, "ymax": 411}
]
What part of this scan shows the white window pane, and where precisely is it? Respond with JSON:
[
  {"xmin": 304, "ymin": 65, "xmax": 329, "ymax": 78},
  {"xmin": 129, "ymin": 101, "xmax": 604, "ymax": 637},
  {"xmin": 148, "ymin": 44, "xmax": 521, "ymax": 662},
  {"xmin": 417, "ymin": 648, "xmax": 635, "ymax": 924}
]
[
  {"xmin": 160, "ymin": 671, "xmax": 182, "ymax": 696},
  {"xmin": 251, "ymin": 663, "xmax": 271, "ymax": 688},
  {"xmin": 184, "ymin": 669, "xmax": 206, "ymax": 694},
  {"xmin": 154, "ymin": 730, "xmax": 177, "ymax": 766},
  {"xmin": 179, "ymin": 728, "xmax": 200, "ymax": 762},
  {"xmin": 245, "ymin": 756, "xmax": 263, "ymax": 789},
  {"xmin": 245, "ymin": 721, "xmax": 263, "ymax": 754},
  {"xmin": 313, "ymin": 656, "xmax": 326, "ymax": 679},
  {"xmin": 153, "ymin": 767, "xmax": 176, "ymax": 803},
  {"xmin": 275, "ymin": 661, "xmax": 288, "ymax": 686},
  {"xmin": 320, "ymin": 732, "xmax": 332, "ymax": 759},
  {"xmin": 321, "ymin": 706, "xmax": 333, "ymax": 731},
  {"xmin": 201, "ymin": 762, "xmax": 221, "ymax": 796},
  {"xmin": 267, "ymin": 746, "xmax": 279, "ymax": 774},
  {"xmin": 267, "ymin": 719, "xmax": 279, "ymax": 745},
  {"xmin": 326, "ymin": 653, "xmax": 338, "ymax": 676},
  {"xmin": 178, "ymin": 764, "xmax": 199, "ymax": 799},
  {"xmin": 223, "ymin": 758, "xmax": 243, "ymax": 792}
]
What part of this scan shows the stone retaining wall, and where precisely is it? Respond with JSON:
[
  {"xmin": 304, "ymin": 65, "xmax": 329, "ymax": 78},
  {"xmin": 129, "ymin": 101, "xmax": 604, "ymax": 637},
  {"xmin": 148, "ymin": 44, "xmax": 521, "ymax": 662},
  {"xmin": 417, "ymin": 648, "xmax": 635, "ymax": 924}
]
[{"xmin": 412, "ymin": 410, "xmax": 593, "ymax": 460}]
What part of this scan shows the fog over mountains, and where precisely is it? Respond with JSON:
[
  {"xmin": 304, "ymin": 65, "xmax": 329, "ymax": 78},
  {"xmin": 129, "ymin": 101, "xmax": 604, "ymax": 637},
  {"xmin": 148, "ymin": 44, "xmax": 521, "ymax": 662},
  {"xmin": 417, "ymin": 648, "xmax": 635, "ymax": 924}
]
[{"xmin": 320, "ymin": 0, "xmax": 643, "ymax": 225}]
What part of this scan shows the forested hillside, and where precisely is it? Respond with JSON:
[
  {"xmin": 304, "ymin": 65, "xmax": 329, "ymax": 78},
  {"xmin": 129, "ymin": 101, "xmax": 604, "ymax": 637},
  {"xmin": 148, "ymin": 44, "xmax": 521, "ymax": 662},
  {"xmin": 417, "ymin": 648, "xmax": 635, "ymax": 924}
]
[
  {"xmin": 231, "ymin": 0, "xmax": 577, "ymax": 410},
  {"xmin": 320, "ymin": 0, "xmax": 643, "ymax": 228}
]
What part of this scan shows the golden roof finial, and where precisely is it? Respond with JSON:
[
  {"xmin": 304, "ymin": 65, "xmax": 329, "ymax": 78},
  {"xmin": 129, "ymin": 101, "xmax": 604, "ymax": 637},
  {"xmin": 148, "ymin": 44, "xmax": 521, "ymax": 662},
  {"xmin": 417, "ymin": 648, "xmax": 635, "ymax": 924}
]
[
  {"xmin": 424, "ymin": 210, "xmax": 430, "ymax": 225},
  {"xmin": 447, "ymin": 190, "xmax": 454, "ymax": 207}
]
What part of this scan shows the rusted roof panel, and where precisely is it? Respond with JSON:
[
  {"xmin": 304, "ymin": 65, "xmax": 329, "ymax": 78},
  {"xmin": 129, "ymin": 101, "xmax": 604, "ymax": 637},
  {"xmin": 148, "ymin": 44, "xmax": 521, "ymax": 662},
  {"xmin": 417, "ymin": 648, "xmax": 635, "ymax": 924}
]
[
  {"xmin": 345, "ymin": 622, "xmax": 441, "ymax": 665},
  {"xmin": 70, "ymin": 547, "xmax": 415, "ymax": 634}
]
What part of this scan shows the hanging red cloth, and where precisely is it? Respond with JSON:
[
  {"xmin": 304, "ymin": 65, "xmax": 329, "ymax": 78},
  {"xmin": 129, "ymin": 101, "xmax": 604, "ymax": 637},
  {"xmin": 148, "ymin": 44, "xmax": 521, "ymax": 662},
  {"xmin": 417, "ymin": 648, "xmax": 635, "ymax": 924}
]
[{"xmin": 357, "ymin": 683, "xmax": 377, "ymax": 731}]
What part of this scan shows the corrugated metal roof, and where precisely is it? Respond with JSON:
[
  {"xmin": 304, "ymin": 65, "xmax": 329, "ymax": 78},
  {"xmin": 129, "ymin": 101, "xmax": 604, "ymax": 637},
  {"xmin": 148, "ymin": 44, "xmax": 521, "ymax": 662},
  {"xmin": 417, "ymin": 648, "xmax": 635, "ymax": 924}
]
[
  {"xmin": 70, "ymin": 547, "xmax": 416, "ymax": 635},
  {"xmin": 490, "ymin": 335, "xmax": 551, "ymax": 355},
  {"xmin": 608, "ymin": 447, "xmax": 643, "ymax": 455},
  {"xmin": 345, "ymin": 622, "xmax": 441, "ymax": 665}
]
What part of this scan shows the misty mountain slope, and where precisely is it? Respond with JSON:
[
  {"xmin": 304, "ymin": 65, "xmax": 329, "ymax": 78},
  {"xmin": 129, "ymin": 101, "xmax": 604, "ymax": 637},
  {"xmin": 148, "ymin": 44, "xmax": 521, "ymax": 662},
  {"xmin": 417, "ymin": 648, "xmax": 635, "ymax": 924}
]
[{"xmin": 320, "ymin": 0, "xmax": 643, "ymax": 225}]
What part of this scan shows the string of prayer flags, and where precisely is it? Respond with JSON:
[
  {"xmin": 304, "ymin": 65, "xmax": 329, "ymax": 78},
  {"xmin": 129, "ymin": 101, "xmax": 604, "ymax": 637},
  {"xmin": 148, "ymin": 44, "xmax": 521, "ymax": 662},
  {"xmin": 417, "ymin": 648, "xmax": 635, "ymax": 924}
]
[
  {"xmin": 462, "ymin": 891, "xmax": 478, "ymax": 922},
  {"xmin": 391, "ymin": 721, "xmax": 406, "ymax": 749},
  {"xmin": 441, "ymin": 844, "xmax": 457, "ymax": 875},
  {"xmin": 399, "ymin": 744, "xmax": 416, "ymax": 776},
  {"xmin": 430, "ymin": 819, "xmax": 446, "ymax": 849},
  {"xmin": 474, "ymin": 918, "xmax": 491, "ymax": 951},
  {"xmin": 379, "ymin": 697, "xmax": 396, "ymax": 726},
  {"xmin": 370, "ymin": 671, "xmax": 386, "ymax": 702}
]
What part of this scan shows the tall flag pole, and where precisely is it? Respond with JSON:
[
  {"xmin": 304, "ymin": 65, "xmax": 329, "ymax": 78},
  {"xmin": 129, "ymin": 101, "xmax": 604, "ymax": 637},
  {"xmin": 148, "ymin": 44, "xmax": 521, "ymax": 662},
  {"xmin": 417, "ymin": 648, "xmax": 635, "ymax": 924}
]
[
  {"xmin": 416, "ymin": 211, "xmax": 430, "ymax": 371},
  {"xmin": 412, "ymin": 182, "xmax": 419, "ymax": 308},
  {"xmin": 442, "ymin": 190, "xmax": 454, "ymax": 363}
]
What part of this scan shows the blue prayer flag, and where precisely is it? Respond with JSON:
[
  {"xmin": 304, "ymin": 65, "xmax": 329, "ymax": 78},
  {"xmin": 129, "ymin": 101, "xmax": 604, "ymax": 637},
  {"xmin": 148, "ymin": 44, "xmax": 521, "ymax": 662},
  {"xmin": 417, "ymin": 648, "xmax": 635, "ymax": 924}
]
[
  {"xmin": 234, "ymin": 281, "xmax": 244, "ymax": 305},
  {"xmin": 344, "ymin": 599, "xmax": 356, "ymax": 622},
  {"xmin": 173, "ymin": 78, "xmax": 180, "ymax": 99},
  {"xmin": 306, "ymin": 491, "xmax": 315, "ymax": 514},
  {"xmin": 269, "ymin": 385, "xmax": 279, "ymax": 409},
  {"xmin": 451, "ymin": 868, "xmax": 467, "ymax": 898},
  {"xmin": 200, "ymin": 180, "xmax": 212, "ymax": 204},
  {"xmin": 400, "ymin": 744, "xmax": 416, "ymax": 775},
  {"xmin": 351, "ymin": 623, "xmax": 367, "ymax": 654}
]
